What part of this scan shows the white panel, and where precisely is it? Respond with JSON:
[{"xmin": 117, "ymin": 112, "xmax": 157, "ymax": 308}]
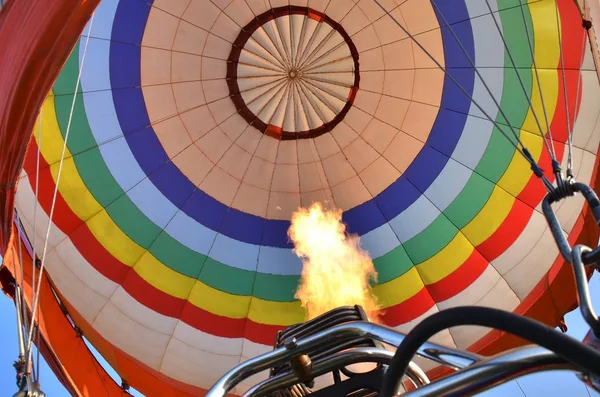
[
  {"xmin": 389, "ymin": 196, "xmax": 440, "ymax": 243},
  {"xmin": 241, "ymin": 339, "xmax": 271, "ymax": 358},
  {"xmin": 393, "ymin": 305, "xmax": 456, "ymax": 348},
  {"xmin": 361, "ymin": 223, "xmax": 401, "ymax": 259},
  {"xmin": 464, "ymin": 0, "xmax": 498, "ymax": 17},
  {"xmin": 424, "ymin": 157, "xmax": 472, "ymax": 211},
  {"xmin": 504, "ymin": 226, "xmax": 559, "ymax": 299},
  {"xmin": 491, "ymin": 210, "xmax": 547, "ymax": 275},
  {"xmin": 54, "ymin": 237, "xmax": 119, "ymax": 299},
  {"xmin": 450, "ymin": 116, "xmax": 494, "ymax": 170},
  {"xmin": 111, "ymin": 286, "xmax": 178, "ymax": 335},
  {"xmin": 94, "ymin": 300, "xmax": 170, "ymax": 369},
  {"xmin": 160, "ymin": 337, "xmax": 241, "ymax": 388},
  {"xmin": 573, "ymin": 71, "xmax": 600, "ymax": 151},
  {"xmin": 173, "ymin": 320, "xmax": 243, "ymax": 356},
  {"xmin": 556, "ymin": 148, "xmax": 593, "ymax": 234},
  {"xmin": 449, "ymin": 274, "xmax": 520, "ymax": 348},
  {"xmin": 582, "ymin": 39, "xmax": 597, "ymax": 72},
  {"xmin": 126, "ymin": 177, "xmax": 180, "ymax": 229},
  {"xmin": 437, "ymin": 265, "xmax": 502, "ymax": 311},
  {"xmin": 16, "ymin": 206, "xmax": 52, "ymax": 264},
  {"xmin": 16, "ymin": 180, "xmax": 67, "ymax": 252},
  {"xmin": 46, "ymin": 250, "xmax": 107, "ymax": 324}
]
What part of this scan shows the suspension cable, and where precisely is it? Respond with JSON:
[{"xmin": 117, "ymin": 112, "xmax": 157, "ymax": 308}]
[
  {"xmin": 555, "ymin": 0, "xmax": 574, "ymax": 177},
  {"xmin": 483, "ymin": 0, "xmax": 556, "ymax": 163},
  {"xmin": 567, "ymin": 26, "xmax": 591, "ymax": 179},
  {"xmin": 517, "ymin": 0, "xmax": 559, "ymax": 161},
  {"xmin": 430, "ymin": 1, "xmax": 550, "ymax": 162},
  {"xmin": 25, "ymin": 13, "xmax": 96, "ymax": 368},
  {"xmin": 371, "ymin": 0, "xmax": 555, "ymax": 192}
]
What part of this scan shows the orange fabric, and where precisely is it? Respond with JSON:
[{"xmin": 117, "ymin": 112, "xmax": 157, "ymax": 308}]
[
  {"xmin": 4, "ymin": 227, "xmax": 236, "ymax": 396},
  {"xmin": 0, "ymin": 0, "xmax": 100, "ymax": 253},
  {"xmin": 2, "ymin": 228, "xmax": 127, "ymax": 396}
]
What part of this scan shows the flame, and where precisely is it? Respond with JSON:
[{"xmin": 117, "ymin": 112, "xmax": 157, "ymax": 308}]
[{"xmin": 288, "ymin": 202, "xmax": 381, "ymax": 322}]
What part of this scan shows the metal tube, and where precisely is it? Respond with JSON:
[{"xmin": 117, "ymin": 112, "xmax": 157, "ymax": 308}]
[
  {"xmin": 402, "ymin": 346, "xmax": 572, "ymax": 397},
  {"xmin": 572, "ymin": 245, "xmax": 600, "ymax": 336},
  {"xmin": 406, "ymin": 361, "xmax": 430, "ymax": 388},
  {"xmin": 205, "ymin": 322, "xmax": 479, "ymax": 397},
  {"xmin": 244, "ymin": 348, "xmax": 393, "ymax": 396},
  {"xmin": 243, "ymin": 348, "xmax": 430, "ymax": 397},
  {"xmin": 542, "ymin": 182, "xmax": 600, "ymax": 264},
  {"xmin": 13, "ymin": 284, "xmax": 34, "ymax": 394},
  {"xmin": 14, "ymin": 285, "xmax": 26, "ymax": 357}
]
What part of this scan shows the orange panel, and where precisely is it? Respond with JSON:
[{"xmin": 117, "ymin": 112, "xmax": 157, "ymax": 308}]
[{"xmin": 2, "ymin": 229, "xmax": 126, "ymax": 396}]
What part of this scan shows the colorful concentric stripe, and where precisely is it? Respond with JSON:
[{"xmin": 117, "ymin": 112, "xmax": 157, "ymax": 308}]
[{"xmin": 16, "ymin": 0, "xmax": 597, "ymax": 392}]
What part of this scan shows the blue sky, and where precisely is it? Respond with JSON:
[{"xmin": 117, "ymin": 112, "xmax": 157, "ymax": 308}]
[{"xmin": 1, "ymin": 254, "xmax": 600, "ymax": 396}]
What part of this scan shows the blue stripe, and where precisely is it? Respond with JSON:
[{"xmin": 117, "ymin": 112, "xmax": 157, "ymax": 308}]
[{"xmin": 109, "ymin": 0, "xmax": 475, "ymax": 248}]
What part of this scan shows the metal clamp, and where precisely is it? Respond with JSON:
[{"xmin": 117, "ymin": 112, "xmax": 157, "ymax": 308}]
[
  {"xmin": 542, "ymin": 182, "xmax": 600, "ymax": 264},
  {"xmin": 401, "ymin": 346, "xmax": 572, "ymax": 397}
]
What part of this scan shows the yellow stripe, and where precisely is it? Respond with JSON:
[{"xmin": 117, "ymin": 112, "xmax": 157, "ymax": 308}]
[
  {"xmin": 34, "ymin": 2, "xmax": 564, "ymax": 325},
  {"xmin": 135, "ymin": 252, "xmax": 195, "ymax": 299},
  {"xmin": 463, "ymin": 1, "xmax": 561, "ymax": 251},
  {"xmin": 498, "ymin": 0, "xmax": 560, "ymax": 197},
  {"xmin": 40, "ymin": 98, "xmax": 102, "ymax": 221},
  {"xmin": 373, "ymin": 267, "xmax": 425, "ymax": 308},
  {"xmin": 39, "ymin": 98, "xmax": 146, "ymax": 267},
  {"xmin": 416, "ymin": 233, "xmax": 474, "ymax": 284},
  {"xmin": 462, "ymin": 186, "xmax": 515, "ymax": 246}
]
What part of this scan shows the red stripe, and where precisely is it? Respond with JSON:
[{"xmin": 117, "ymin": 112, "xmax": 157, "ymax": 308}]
[
  {"xmin": 23, "ymin": 141, "xmax": 83, "ymax": 236},
  {"xmin": 476, "ymin": 197, "xmax": 532, "ymax": 262},
  {"xmin": 381, "ymin": 288, "xmax": 435, "ymax": 325},
  {"xmin": 426, "ymin": 249, "xmax": 488, "ymax": 302}
]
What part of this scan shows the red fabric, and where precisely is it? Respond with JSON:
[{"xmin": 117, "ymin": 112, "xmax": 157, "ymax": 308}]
[{"xmin": 0, "ymin": 0, "xmax": 100, "ymax": 254}]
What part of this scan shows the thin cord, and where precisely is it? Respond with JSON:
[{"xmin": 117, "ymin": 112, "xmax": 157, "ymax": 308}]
[
  {"xmin": 567, "ymin": 28, "xmax": 589, "ymax": 178},
  {"xmin": 555, "ymin": 0, "xmax": 574, "ymax": 173},
  {"xmin": 483, "ymin": 0, "xmax": 555, "ymax": 162},
  {"xmin": 430, "ymin": 1, "xmax": 541, "ymax": 157},
  {"xmin": 371, "ymin": 0, "xmax": 553, "ymax": 190},
  {"xmin": 517, "ymin": 0, "xmax": 558, "ymax": 159},
  {"xmin": 25, "ymin": 13, "xmax": 96, "ymax": 367}
]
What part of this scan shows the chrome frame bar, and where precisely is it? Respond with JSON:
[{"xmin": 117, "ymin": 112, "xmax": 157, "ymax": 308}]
[
  {"xmin": 403, "ymin": 346, "xmax": 572, "ymax": 397},
  {"xmin": 572, "ymin": 245, "xmax": 600, "ymax": 336},
  {"xmin": 205, "ymin": 322, "xmax": 479, "ymax": 397},
  {"xmin": 542, "ymin": 182, "xmax": 600, "ymax": 264},
  {"xmin": 13, "ymin": 284, "xmax": 33, "ymax": 394},
  {"xmin": 242, "ymin": 347, "xmax": 429, "ymax": 397}
]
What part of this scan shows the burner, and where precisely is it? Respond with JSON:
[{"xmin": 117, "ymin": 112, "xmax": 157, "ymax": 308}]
[{"xmin": 270, "ymin": 305, "xmax": 384, "ymax": 397}]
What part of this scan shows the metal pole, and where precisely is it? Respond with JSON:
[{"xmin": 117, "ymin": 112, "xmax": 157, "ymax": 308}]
[
  {"xmin": 402, "ymin": 346, "xmax": 573, "ymax": 397},
  {"xmin": 14, "ymin": 285, "xmax": 27, "ymax": 359},
  {"xmin": 243, "ymin": 347, "xmax": 430, "ymax": 397},
  {"xmin": 13, "ymin": 284, "xmax": 34, "ymax": 395}
]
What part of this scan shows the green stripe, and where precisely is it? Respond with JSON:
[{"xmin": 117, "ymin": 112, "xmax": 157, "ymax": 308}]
[{"xmin": 50, "ymin": 4, "xmax": 534, "ymax": 302}]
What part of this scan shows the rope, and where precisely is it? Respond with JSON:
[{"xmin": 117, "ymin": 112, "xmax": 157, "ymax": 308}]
[
  {"xmin": 25, "ymin": 12, "xmax": 96, "ymax": 370},
  {"xmin": 517, "ymin": 0, "xmax": 558, "ymax": 160},
  {"xmin": 483, "ymin": 0, "xmax": 556, "ymax": 163}
]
